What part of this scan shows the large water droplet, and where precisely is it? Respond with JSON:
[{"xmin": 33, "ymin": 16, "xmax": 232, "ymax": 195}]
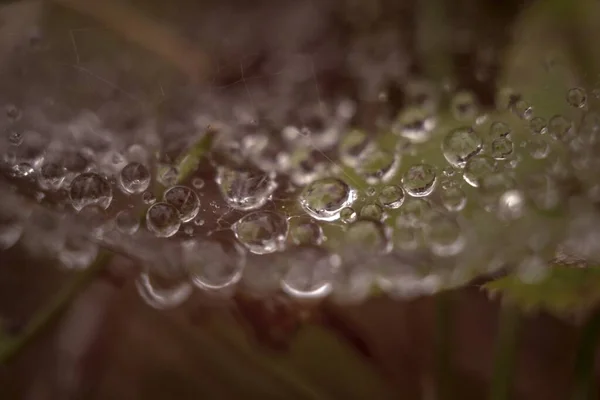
[
  {"xmin": 119, "ymin": 162, "xmax": 150, "ymax": 194},
  {"xmin": 393, "ymin": 106, "xmax": 436, "ymax": 143},
  {"xmin": 164, "ymin": 186, "xmax": 200, "ymax": 222},
  {"xmin": 38, "ymin": 162, "xmax": 65, "ymax": 191},
  {"xmin": 360, "ymin": 203, "xmax": 384, "ymax": 221},
  {"xmin": 442, "ymin": 127, "xmax": 483, "ymax": 168},
  {"xmin": 463, "ymin": 156, "xmax": 496, "ymax": 187},
  {"xmin": 548, "ymin": 115, "xmax": 573, "ymax": 140},
  {"xmin": 216, "ymin": 166, "xmax": 277, "ymax": 211},
  {"xmin": 146, "ymin": 202, "xmax": 181, "ymax": 238},
  {"xmin": 69, "ymin": 173, "xmax": 112, "ymax": 212},
  {"xmin": 280, "ymin": 246, "xmax": 339, "ymax": 300},
  {"xmin": 357, "ymin": 146, "xmax": 400, "ymax": 184},
  {"xmin": 232, "ymin": 211, "xmax": 288, "ymax": 255},
  {"xmin": 115, "ymin": 209, "xmax": 140, "ymax": 235},
  {"xmin": 339, "ymin": 207, "xmax": 357, "ymax": 223},
  {"xmin": 491, "ymin": 137, "xmax": 513, "ymax": 160},
  {"xmin": 183, "ymin": 239, "xmax": 246, "ymax": 291},
  {"xmin": 402, "ymin": 163, "xmax": 437, "ymax": 197},
  {"xmin": 379, "ymin": 185, "xmax": 405, "ymax": 209},
  {"xmin": 290, "ymin": 220, "xmax": 323, "ymax": 245},
  {"xmin": 529, "ymin": 117, "xmax": 547, "ymax": 135},
  {"xmin": 299, "ymin": 178, "xmax": 356, "ymax": 221}
]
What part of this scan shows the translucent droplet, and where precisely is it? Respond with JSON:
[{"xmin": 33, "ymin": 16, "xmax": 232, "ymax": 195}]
[
  {"xmin": 491, "ymin": 137, "xmax": 513, "ymax": 160},
  {"xmin": 529, "ymin": 117, "xmax": 547, "ymax": 134},
  {"xmin": 216, "ymin": 166, "xmax": 277, "ymax": 211},
  {"xmin": 115, "ymin": 209, "xmax": 139, "ymax": 235},
  {"xmin": 366, "ymin": 187, "xmax": 377, "ymax": 197},
  {"xmin": 183, "ymin": 239, "xmax": 245, "ymax": 291},
  {"xmin": 69, "ymin": 173, "xmax": 112, "ymax": 212},
  {"xmin": 192, "ymin": 177, "xmax": 205, "ymax": 189},
  {"xmin": 426, "ymin": 215, "xmax": 465, "ymax": 257},
  {"xmin": 158, "ymin": 166, "xmax": 178, "ymax": 187},
  {"xmin": 118, "ymin": 162, "xmax": 150, "ymax": 194},
  {"xmin": 357, "ymin": 147, "xmax": 400, "ymax": 185},
  {"xmin": 232, "ymin": 211, "xmax": 288, "ymax": 255},
  {"xmin": 135, "ymin": 272, "xmax": 192, "ymax": 310},
  {"xmin": 164, "ymin": 186, "xmax": 200, "ymax": 222},
  {"xmin": 299, "ymin": 178, "xmax": 357, "ymax": 221},
  {"xmin": 441, "ymin": 186, "xmax": 467, "ymax": 212},
  {"xmin": 394, "ymin": 225, "xmax": 420, "ymax": 250},
  {"xmin": 451, "ymin": 91, "xmax": 478, "ymax": 121},
  {"xmin": 330, "ymin": 264, "xmax": 373, "ymax": 305},
  {"xmin": 489, "ymin": 121, "xmax": 511, "ymax": 138},
  {"xmin": 442, "ymin": 127, "xmax": 483, "ymax": 168},
  {"xmin": 526, "ymin": 137, "xmax": 550, "ymax": 159},
  {"xmin": 402, "ymin": 163, "xmax": 437, "ymax": 197},
  {"xmin": 146, "ymin": 202, "xmax": 181, "ymax": 238},
  {"xmin": 281, "ymin": 246, "xmax": 339, "ymax": 300},
  {"xmin": 291, "ymin": 220, "xmax": 323, "ymax": 245},
  {"xmin": 497, "ymin": 189, "xmax": 526, "ymax": 220},
  {"xmin": 566, "ymin": 87, "xmax": 587, "ymax": 109},
  {"xmin": 360, "ymin": 203, "xmax": 384, "ymax": 221},
  {"xmin": 517, "ymin": 254, "xmax": 547, "ymax": 284},
  {"xmin": 38, "ymin": 162, "xmax": 65, "ymax": 191},
  {"xmin": 379, "ymin": 185, "xmax": 405, "ymax": 209},
  {"xmin": 79, "ymin": 205, "xmax": 112, "ymax": 239},
  {"xmin": 184, "ymin": 226, "xmax": 195, "ymax": 236},
  {"xmin": 513, "ymin": 99, "xmax": 533, "ymax": 120},
  {"xmin": 463, "ymin": 156, "xmax": 496, "ymax": 187},
  {"xmin": 479, "ymin": 173, "xmax": 515, "ymax": 209},
  {"xmin": 340, "ymin": 207, "xmax": 357, "ymax": 223},
  {"xmin": 58, "ymin": 236, "xmax": 98, "ymax": 270},
  {"xmin": 548, "ymin": 115, "xmax": 573, "ymax": 140},
  {"xmin": 193, "ymin": 217, "xmax": 205, "ymax": 226},
  {"xmin": 397, "ymin": 199, "xmax": 431, "ymax": 227},
  {"xmin": 339, "ymin": 129, "xmax": 372, "ymax": 168},
  {"xmin": 394, "ymin": 107, "xmax": 436, "ymax": 143},
  {"xmin": 142, "ymin": 191, "xmax": 156, "ymax": 205},
  {"xmin": 345, "ymin": 219, "xmax": 390, "ymax": 253}
]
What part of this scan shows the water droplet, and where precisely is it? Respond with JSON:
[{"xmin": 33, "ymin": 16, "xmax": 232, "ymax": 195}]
[
  {"xmin": 442, "ymin": 127, "xmax": 483, "ymax": 168},
  {"xmin": 396, "ymin": 199, "xmax": 431, "ymax": 227},
  {"xmin": 394, "ymin": 106, "xmax": 436, "ymax": 143},
  {"xmin": 360, "ymin": 203, "xmax": 384, "ymax": 221},
  {"xmin": 146, "ymin": 202, "xmax": 181, "ymax": 238},
  {"xmin": 529, "ymin": 117, "xmax": 547, "ymax": 134},
  {"xmin": 158, "ymin": 166, "xmax": 178, "ymax": 187},
  {"xmin": 402, "ymin": 164, "xmax": 437, "ymax": 197},
  {"xmin": 491, "ymin": 137, "xmax": 513, "ymax": 160},
  {"xmin": 513, "ymin": 99, "xmax": 533, "ymax": 120},
  {"xmin": 339, "ymin": 130, "xmax": 371, "ymax": 168},
  {"xmin": 7, "ymin": 130, "xmax": 23, "ymax": 146},
  {"xmin": 183, "ymin": 239, "xmax": 245, "ymax": 291},
  {"xmin": 426, "ymin": 214, "xmax": 465, "ymax": 257},
  {"xmin": 441, "ymin": 186, "xmax": 467, "ymax": 212},
  {"xmin": 115, "ymin": 209, "xmax": 140, "ymax": 235},
  {"xmin": 497, "ymin": 189, "xmax": 526, "ymax": 220},
  {"xmin": 463, "ymin": 156, "xmax": 496, "ymax": 187},
  {"xmin": 193, "ymin": 217, "xmax": 205, "ymax": 226},
  {"xmin": 345, "ymin": 219, "xmax": 391, "ymax": 253},
  {"xmin": 119, "ymin": 162, "xmax": 150, "ymax": 194},
  {"xmin": 566, "ymin": 87, "xmax": 587, "ymax": 109},
  {"xmin": 232, "ymin": 211, "xmax": 288, "ymax": 255},
  {"xmin": 489, "ymin": 121, "xmax": 511, "ymax": 138},
  {"xmin": 163, "ymin": 186, "xmax": 200, "ymax": 223},
  {"xmin": 69, "ymin": 173, "xmax": 112, "ymax": 212},
  {"xmin": 517, "ymin": 254, "xmax": 547, "ymax": 284},
  {"xmin": 394, "ymin": 225, "xmax": 420, "ymax": 250},
  {"xmin": 357, "ymin": 146, "xmax": 400, "ymax": 184},
  {"xmin": 142, "ymin": 191, "xmax": 156, "ymax": 205},
  {"xmin": 451, "ymin": 91, "xmax": 478, "ymax": 121},
  {"xmin": 478, "ymin": 173, "xmax": 515, "ymax": 209},
  {"xmin": 299, "ymin": 178, "xmax": 357, "ymax": 221},
  {"xmin": 216, "ymin": 166, "xmax": 277, "ymax": 211},
  {"xmin": 58, "ymin": 236, "xmax": 98, "ymax": 270},
  {"xmin": 330, "ymin": 263, "xmax": 373, "ymax": 305},
  {"xmin": 281, "ymin": 246, "xmax": 339, "ymax": 300},
  {"xmin": 379, "ymin": 185, "xmax": 405, "ymax": 209},
  {"xmin": 135, "ymin": 272, "xmax": 192, "ymax": 310},
  {"xmin": 291, "ymin": 220, "xmax": 323, "ymax": 245},
  {"xmin": 340, "ymin": 207, "xmax": 357, "ymax": 223},
  {"xmin": 366, "ymin": 187, "xmax": 377, "ymax": 197},
  {"xmin": 79, "ymin": 205, "xmax": 112, "ymax": 239},
  {"xmin": 525, "ymin": 137, "xmax": 550, "ymax": 159},
  {"xmin": 38, "ymin": 162, "xmax": 65, "ymax": 191},
  {"xmin": 548, "ymin": 115, "xmax": 573, "ymax": 140},
  {"xmin": 192, "ymin": 177, "xmax": 205, "ymax": 189}
]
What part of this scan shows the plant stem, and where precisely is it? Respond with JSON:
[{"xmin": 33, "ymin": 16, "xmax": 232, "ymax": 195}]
[
  {"xmin": 434, "ymin": 291, "xmax": 454, "ymax": 400},
  {"xmin": 571, "ymin": 309, "xmax": 600, "ymax": 400},
  {"xmin": 0, "ymin": 251, "xmax": 113, "ymax": 364},
  {"xmin": 489, "ymin": 302, "xmax": 521, "ymax": 400}
]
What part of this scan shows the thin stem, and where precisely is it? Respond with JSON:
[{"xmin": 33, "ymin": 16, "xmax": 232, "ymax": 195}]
[
  {"xmin": 489, "ymin": 302, "xmax": 521, "ymax": 400},
  {"xmin": 571, "ymin": 309, "xmax": 600, "ymax": 400},
  {"xmin": 0, "ymin": 252, "xmax": 113, "ymax": 364},
  {"xmin": 434, "ymin": 291, "xmax": 454, "ymax": 400}
]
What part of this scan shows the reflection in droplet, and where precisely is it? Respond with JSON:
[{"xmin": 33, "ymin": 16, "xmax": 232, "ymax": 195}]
[
  {"xmin": 38, "ymin": 163, "xmax": 65, "ymax": 191},
  {"xmin": 216, "ymin": 166, "xmax": 277, "ymax": 211},
  {"xmin": 291, "ymin": 220, "xmax": 323, "ymax": 245},
  {"xmin": 441, "ymin": 186, "xmax": 467, "ymax": 212},
  {"xmin": 442, "ymin": 127, "xmax": 482, "ymax": 168},
  {"xmin": 491, "ymin": 137, "xmax": 513, "ymax": 160},
  {"xmin": 146, "ymin": 202, "xmax": 181, "ymax": 238},
  {"xmin": 402, "ymin": 164, "xmax": 437, "ymax": 197},
  {"xmin": 232, "ymin": 211, "xmax": 288, "ymax": 255},
  {"xmin": 164, "ymin": 186, "xmax": 200, "ymax": 222},
  {"xmin": 379, "ymin": 185, "xmax": 405, "ymax": 209},
  {"xmin": 135, "ymin": 272, "xmax": 192, "ymax": 310},
  {"xmin": 299, "ymin": 178, "xmax": 356, "ymax": 221},
  {"xmin": 280, "ymin": 246, "xmax": 339, "ymax": 300},
  {"xmin": 340, "ymin": 207, "xmax": 357, "ymax": 224},
  {"xmin": 463, "ymin": 156, "xmax": 496, "ymax": 187},
  {"xmin": 119, "ymin": 162, "xmax": 151, "ymax": 194},
  {"xmin": 566, "ymin": 87, "xmax": 587, "ymax": 109},
  {"xmin": 497, "ymin": 190, "xmax": 526, "ymax": 220},
  {"xmin": 69, "ymin": 173, "xmax": 112, "ymax": 212},
  {"xmin": 183, "ymin": 239, "xmax": 245, "ymax": 291}
]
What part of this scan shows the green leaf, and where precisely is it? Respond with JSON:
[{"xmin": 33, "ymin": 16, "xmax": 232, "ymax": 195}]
[{"xmin": 484, "ymin": 266, "xmax": 600, "ymax": 316}]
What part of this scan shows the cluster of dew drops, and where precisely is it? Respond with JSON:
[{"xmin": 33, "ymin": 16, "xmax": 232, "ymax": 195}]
[{"xmin": 0, "ymin": 82, "xmax": 597, "ymax": 309}]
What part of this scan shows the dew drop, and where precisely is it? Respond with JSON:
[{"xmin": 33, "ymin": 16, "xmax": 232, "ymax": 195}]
[
  {"xmin": 69, "ymin": 173, "xmax": 112, "ymax": 212},
  {"xmin": 548, "ymin": 115, "xmax": 573, "ymax": 140},
  {"xmin": 58, "ymin": 236, "xmax": 98, "ymax": 270},
  {"xmin": 489, "ymin": 121, "xmax": 511, "ymax": 138},
  {"xmin": 529, "ymin": 117, "xmax": 547, "ymax": 134},
  {"xmin": 232, "ymin": 211, "xmax": 288, "ymax": 255},
  {"xmin": 340, "ymin": 207, "xmax": 357, "ymax": 224},
  {"xmin": 397, "ymin": 199, "xmax": 431, "ymax": 227},
  {"xmin": 7, "ymin": 130, "xmax": 23, "ymax": 146},
  {"xmin": 299, "ymin": 177, "xmax": 356, "ymax": 221},
  {"xmin": 357, "ymin": 146, "xmax": 400, "ymax": 184},
  {"xmin": 38, "ymin": 162, "xmax": 65, "ymax": 191},
  {"xmin": 0, "ymin": 216, "xmax": 23, "ymax": 250},
  {"xmin": 142, "ymin": 191, "xmax": 156, "ymax": 205},
  {"xmin": 513, "ymin": 99, "xmax": 533, "ymax": 120},
  {"xmin": 451, "ymin": 91, "xmax": 478, "ymax": 121},
  {"xmin": 164, "ymin": 185, "xmax": 200, "ymax": 222},
  {"xmin": 425, "ymin": 214, "xmax": 465, "ymax": 257},
  {"xmin": 119, "ymin": 162, "xmax": 151, "ymax": 194},
  {"xmin": 291, "ymin": 220, "xmax": 323, "ymax": 245},
  {"xmin": 566, "ymin": 87, "xmax": 587, "ymax": 109},
  {"xmin": 442, "ymin": 127, "xmax": 483, "ymax": 168},
  {"xmin": 216, "ymin": 166, "xmax": 277, "ymax": 211},
  {"xmin": 192, "ymin": 177, "xmax": 205, "ymax": 189},
  {"xmin": 526, "ymin": 137, "xmax": 550, "ymax": 159},
  {"xmin": 193, "ymin": 217, "xmax": 205, "ymax": 226},
  {"xmin": 497, "ymin": 189, "xmax": 526, "ymax": 220},
  {"xmin": 463, "ymin": 156, "xmax": 496, "ymax": 187},
  {"xmin": 360, "ymin": 203, "xmax": 384, "ymax": 221},
  {"xmin": 379, "ymin": 185, "xmax": 405, "ymax": 209},
  {"xmin": 280, "ymin": 246, "xmax": 339, "ymax": 300},
  {"xmin": 345, "ymin": 219, "xmax": 391, "ymax": 254},
  {"xmin": 183, "ymin": 239, "xmax": 245, "ymax": 291},
  {"xmin": 402, "ymin": 163, "xmax": 437, "ymax": 197},
  {"xmin": 491, "ymin": 137, "xmax": 513, "ymax": 160},
  {"xmin": 394, "ymin": 106, "xmax": 436, "ymax": 143},
  {"xmin": 441, "ymin": 186, "xmax": 467, "ymax": 212},
  {"xmin": 146, "ymin": 202, "xmax": 181, "ymax": 238},
  {"xmin": 135, "ymin": 272, "xmax": 192, "ymax": 310},
  {"xmin": 115, "ymin": 209, "xmax": 140, "ymax": 235}
]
